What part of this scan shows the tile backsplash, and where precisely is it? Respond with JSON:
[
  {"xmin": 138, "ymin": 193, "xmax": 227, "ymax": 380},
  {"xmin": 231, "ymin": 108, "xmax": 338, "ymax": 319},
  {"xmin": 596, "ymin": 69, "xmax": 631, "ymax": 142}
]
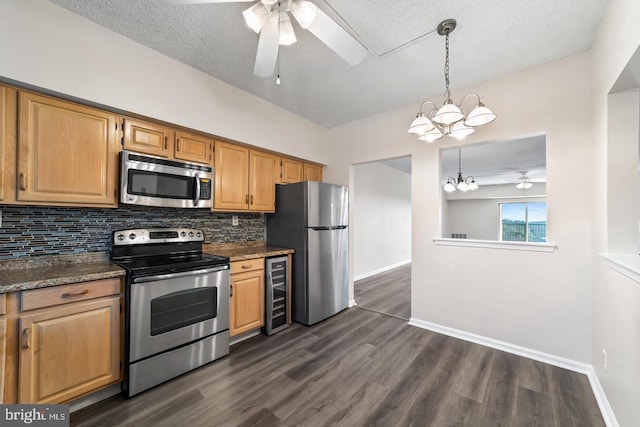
[{"xmin": 0, "ymin": 205, "xmax": 264, "ymax": 259}]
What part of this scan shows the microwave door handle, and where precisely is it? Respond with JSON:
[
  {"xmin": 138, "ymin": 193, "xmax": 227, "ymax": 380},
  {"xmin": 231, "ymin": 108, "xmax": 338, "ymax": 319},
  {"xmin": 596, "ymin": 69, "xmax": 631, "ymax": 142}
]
[{"xmin": 194, "ymin": 173, "xmax": 201, "ymax": 207}]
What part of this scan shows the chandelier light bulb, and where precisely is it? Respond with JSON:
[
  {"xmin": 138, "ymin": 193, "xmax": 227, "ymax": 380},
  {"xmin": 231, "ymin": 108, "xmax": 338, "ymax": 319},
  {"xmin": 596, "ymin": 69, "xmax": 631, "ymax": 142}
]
[
  {"xmin": 408, "ymin": 114, "xmax": 434, "ymax": 135},
  {"xmin": 465, "ymin": 103, "xmax": 497, "ymax": 127},
  {"xmin": 433, "ymin": 102, "xmax": 463, "ymax": 126}
]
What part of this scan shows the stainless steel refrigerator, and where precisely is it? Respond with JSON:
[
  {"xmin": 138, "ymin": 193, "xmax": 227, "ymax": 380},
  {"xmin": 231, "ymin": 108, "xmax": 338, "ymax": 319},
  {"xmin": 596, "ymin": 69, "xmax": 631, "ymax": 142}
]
[{"xmin": 266, "ymin": 181, "xmax": 348, "ymax": 325}]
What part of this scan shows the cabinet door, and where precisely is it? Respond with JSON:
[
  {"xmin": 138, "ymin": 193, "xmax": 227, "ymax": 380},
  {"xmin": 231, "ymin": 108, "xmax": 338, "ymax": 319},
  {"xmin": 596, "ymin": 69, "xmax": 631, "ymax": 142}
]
[
  {"xmin": 17, "ymin": 92, "xmax": 119, "ymax": 207},
  {"xmin": 214, "ymin": 141, "xmax": 249, "ymax": 211},
  {"xmin": 230, "ymin": 270, "xmax": 264, "ymax": 337},
  {"xmin": 0, "ymin": 86, "xmax": 6, "ymax": 201},
  {"xmin": 123, "ymin": 117, "xmax": 173, "ymax": 157},
  {"xmin": 249, "ymin": 150, "xmax": 278, "ymax": 212},
  {"xmin": 281, "ymin": 158, "xmax": 303, "ymax": 183},
  {"xmin": 19, "ymin": 297, "xmax": 121, "ymax": 404},
  {"xmin": 0, "ymin": 317, "xmax": 6, "ymax": 403},
  {"xmin": 304, "ymin": 163, "xmax": 323, "ymax": 182},
  {"xmin": 174, "ymin": 130, "xmax": 213, "ymax": 165}
]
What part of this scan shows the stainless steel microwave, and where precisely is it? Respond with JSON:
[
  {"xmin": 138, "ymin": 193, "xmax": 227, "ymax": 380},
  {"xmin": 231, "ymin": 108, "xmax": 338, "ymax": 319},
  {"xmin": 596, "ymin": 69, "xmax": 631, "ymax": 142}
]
[{"xmin": 120, "ymin": 150, "xmax": 214, "ymax": 208}]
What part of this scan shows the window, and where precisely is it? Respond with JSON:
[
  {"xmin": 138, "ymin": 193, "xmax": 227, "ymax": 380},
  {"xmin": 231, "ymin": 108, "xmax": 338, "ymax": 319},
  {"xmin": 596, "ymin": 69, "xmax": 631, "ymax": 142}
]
[{"xmin": 500, "ymin": 202, "xmax": 547, "ymax": 242}]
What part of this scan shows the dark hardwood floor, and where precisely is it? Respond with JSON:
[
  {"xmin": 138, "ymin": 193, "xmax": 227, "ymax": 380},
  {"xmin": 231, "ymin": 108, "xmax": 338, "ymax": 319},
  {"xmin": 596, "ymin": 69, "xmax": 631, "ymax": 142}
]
[
  {"xmin": 355, "ymin": 264, "xmax": 411, "ymax": 320},
  {"xmin": 72, "ymin": 306, "xmax": 604, "ymax": 427}
]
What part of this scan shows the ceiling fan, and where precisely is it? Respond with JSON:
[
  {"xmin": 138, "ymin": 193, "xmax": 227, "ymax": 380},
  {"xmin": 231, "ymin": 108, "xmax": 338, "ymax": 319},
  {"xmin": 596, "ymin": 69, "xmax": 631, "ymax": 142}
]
[{"xmin": 173, "ymin": 0, "xmax": 368, "ymax": 78}]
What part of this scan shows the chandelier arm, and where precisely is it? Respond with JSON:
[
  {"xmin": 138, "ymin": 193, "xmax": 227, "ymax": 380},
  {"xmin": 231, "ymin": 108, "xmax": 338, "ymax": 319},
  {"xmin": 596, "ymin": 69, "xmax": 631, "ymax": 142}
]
[
  {"xmin": 418, "ymin": 100, "xmax": 438, "ymax": 114},
  {"xmin": 459, "ymin": 93, "xmax": 481, "ymax": 108}
]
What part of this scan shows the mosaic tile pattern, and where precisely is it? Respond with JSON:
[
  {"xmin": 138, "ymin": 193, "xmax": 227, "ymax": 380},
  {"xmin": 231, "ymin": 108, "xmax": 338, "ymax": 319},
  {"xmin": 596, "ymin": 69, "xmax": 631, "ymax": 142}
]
[{"xmin": 0, "ymin": 205, "xmax": 264, "ymax": 259}]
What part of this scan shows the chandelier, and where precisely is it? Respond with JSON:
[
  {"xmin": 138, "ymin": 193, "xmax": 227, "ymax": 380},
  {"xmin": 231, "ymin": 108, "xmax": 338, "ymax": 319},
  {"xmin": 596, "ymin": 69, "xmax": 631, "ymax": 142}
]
[
  {"xmin": 408, "ymin": 19, "xmax": 496, "ymax": 142},
  {"xmin": 443, "ymin": 148, "xmax": 478, "ymax": 193}
]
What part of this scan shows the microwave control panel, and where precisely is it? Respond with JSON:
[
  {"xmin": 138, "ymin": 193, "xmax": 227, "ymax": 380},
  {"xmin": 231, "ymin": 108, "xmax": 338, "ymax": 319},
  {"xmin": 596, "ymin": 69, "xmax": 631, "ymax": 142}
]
[{"xmin": 199, "ymin": 178, "xmax": 212, "ymax": 200}]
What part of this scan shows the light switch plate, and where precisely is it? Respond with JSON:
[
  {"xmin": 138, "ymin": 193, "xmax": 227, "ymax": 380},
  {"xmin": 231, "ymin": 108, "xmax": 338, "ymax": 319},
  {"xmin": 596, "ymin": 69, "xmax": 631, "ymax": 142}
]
[{"xmin": 232, "ymin": 215, "xmax": 239, "ymax": 226}]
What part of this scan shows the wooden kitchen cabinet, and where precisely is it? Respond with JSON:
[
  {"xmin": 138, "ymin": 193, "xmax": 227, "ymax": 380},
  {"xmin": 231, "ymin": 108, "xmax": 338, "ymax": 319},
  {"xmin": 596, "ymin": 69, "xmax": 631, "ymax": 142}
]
[
  {"xmin": 229, "ymin": 259, "xmax": 264, "ymax": 337},
  {"xmin": 15, "ymin": 278, "xmax": 123, "ymax": 404},
  {"xmin": 16, "ymin": 92, "xmax": 119, "ymax": 207},
  {"xmin": 214, "ymin": 141, "xmax": 277, "ymax": 212},
  {"xmin": 249, "ymin": 150, "xmax": 278, "ymax": 211},
  {"xmin": 123, "ymin": 117, "xmax": 173, "ymax": 158},
  {"xmin": 304, "ymin": 163, "xmax": 323, "ymax": 182},
  {"xmin": 174, "ymin": 130, "xmax": 213, "ymax": 164},
  {"xmin": 281, "ymin": 157, "xmax": 303, "ymax": 183},
  {"xmin": 0, "ymin": 85, "xmax": 16, "ymax": 203}
]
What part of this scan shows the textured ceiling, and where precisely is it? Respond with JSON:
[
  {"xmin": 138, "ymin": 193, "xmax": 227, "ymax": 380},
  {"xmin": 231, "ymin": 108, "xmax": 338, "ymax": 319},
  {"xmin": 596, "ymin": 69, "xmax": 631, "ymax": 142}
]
[{"xmin": 47, "ymin": 0, "xmax": 606, "ymax": 128}]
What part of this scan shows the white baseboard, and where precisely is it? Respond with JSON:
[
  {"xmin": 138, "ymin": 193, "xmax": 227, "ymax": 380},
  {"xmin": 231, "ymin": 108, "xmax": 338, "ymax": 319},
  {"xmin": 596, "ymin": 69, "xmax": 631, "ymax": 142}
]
[
  {"xmin": 408, "ymin": 318, "xmax": 619, "ymax": 427},
  {"xmin": 354, "ymin": 259, "xmax": 411, "ymax": 281}
]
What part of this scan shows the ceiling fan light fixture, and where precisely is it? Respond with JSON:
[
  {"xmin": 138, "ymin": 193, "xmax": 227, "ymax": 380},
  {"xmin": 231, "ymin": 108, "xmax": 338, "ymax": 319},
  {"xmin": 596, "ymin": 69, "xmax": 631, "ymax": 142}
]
[
  {"xmin": 243, "ymin": 3, "xmax": 269, "ymax": 33},
  {"xmin": 515, "ymin": 178, "xmax": 533, "ymax": 189},
  {"xmin": 278, "ymin": 12, "xmax": 297, "ymax": 45},
  {"xmin": 290, "ymin": 0, "xmax": 317, "ymax": 29}
]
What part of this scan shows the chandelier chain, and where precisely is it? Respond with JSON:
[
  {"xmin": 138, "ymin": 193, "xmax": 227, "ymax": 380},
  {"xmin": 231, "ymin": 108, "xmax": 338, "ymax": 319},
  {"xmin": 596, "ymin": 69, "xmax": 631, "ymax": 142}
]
[{"xmin": 444, "ymin": 32, "xmax": 450, "ymax": 100}]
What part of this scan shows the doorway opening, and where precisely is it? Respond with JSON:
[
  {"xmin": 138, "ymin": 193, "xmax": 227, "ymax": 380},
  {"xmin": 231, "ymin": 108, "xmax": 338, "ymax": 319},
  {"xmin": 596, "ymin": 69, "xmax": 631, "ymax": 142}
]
[{"xmin": 352, "ymin": 156, "xmax": 412, "ymax": 320}]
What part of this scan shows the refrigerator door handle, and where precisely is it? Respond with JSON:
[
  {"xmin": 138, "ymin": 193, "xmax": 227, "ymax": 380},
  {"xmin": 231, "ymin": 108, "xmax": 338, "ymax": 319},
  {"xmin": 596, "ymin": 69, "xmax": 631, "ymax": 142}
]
[{"xmin": 307, "ymin": 225, "xmax": 348, "ymax": 231}]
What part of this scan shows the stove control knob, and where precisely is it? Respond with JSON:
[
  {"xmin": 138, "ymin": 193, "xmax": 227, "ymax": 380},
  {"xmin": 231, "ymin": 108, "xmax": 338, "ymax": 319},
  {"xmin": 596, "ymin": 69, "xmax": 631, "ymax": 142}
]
[
  {"xmin": 129, "ymin": 233, "xmax": 136, "ymax": 240},
  {"xmin": 188, "ymin": 232, "xmax": 194, "ymax": 237},
  {"xmin": 116, "ymin": 234, "xmax": 124, "ymax": 241},
  {"xmin": 196, "ymin": 232, "xmax": 201, "ymax": 238},
  {"xmin": 180, "ymin": 232, "xmax": 186, "ymax": 237}
]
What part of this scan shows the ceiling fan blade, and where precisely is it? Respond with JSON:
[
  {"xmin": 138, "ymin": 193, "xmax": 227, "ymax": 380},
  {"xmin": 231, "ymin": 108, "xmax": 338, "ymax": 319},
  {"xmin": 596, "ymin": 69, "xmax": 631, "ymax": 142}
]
[
  {"xmin": 254, "ymin": 12, "xmax": 279, "ymax": 77},
  {"xmin": 305, "ymin": 7, "xmax": 367, "ymax": 66},
  {"xmin": 170, "ymin": 0, "xmax": 254, "ymax": 4}
]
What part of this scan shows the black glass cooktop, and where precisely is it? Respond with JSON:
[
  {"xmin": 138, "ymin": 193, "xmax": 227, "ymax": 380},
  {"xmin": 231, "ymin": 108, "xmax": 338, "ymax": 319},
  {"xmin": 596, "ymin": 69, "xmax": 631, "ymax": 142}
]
[{"xmin": 114, "ymin": 253, "xmax": 229, "ymax": 277}]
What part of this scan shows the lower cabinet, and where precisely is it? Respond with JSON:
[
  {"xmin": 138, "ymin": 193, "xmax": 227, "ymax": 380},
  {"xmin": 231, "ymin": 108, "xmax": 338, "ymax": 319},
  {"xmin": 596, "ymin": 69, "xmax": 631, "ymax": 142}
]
[
  {"xmin": 15, "ymin": 279, "xmax": 122, "ymax": 404},
  {"xmin": 229, "ymin": 259, "xmax": 264, "ymax": 337}
]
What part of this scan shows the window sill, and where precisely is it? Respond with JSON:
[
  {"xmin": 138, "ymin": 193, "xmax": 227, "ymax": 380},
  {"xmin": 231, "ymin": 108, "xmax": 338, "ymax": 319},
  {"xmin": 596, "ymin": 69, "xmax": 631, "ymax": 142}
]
[
  {"xmin": 600, "ymin": 253, "xmax": 640, "ymax": 284},
  {"xmin": 433, "ymin": 238, "xmax": 557, "ymax": 252}
]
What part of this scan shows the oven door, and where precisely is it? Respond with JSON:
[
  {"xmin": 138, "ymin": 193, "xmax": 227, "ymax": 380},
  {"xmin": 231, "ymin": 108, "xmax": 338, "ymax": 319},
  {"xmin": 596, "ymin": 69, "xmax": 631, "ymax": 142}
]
[
  {"xmin": 121, "ymin": 150, "xmax": 214, "ymax": 208},
  {"xmin": 129, "ymin": 266, "xmax": 229, "ymax": 362}
]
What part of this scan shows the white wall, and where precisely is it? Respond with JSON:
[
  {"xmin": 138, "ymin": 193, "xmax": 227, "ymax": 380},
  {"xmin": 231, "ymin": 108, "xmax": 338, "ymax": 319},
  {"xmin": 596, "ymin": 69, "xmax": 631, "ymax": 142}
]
[
  {"xmin": 327, "ymin": 51, "xmax": 594, "ymax": 363},
  {"xmin": 353, "ymin": 161, "xmax": 411, "ymax": 279},
  {"xmin": 590, "ymin": 0, "xmax": 640, "ymax": 424},
  {"xmin": 0, "ymin": 0, "xmax": 328, "ymax": 164}
]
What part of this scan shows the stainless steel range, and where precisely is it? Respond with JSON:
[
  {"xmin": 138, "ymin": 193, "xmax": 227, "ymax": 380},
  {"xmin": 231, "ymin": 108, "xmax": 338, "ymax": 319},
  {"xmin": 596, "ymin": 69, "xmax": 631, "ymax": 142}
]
[{"xmin": 111, "ymin": 228, "xmax": 230, "ymax": 397}]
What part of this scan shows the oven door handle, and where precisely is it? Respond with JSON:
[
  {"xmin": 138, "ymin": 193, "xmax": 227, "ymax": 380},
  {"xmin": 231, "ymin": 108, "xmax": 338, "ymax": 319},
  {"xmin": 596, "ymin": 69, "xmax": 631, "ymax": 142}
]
[{"xmin": 133, "ymin": 266, "xmax": 229, "ymax": 283}]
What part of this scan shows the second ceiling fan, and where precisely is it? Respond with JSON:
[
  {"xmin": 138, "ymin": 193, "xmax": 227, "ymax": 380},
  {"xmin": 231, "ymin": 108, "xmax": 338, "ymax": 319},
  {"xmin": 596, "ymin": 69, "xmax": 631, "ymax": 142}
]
[{"xmin": 177, "ymin": 0, "xmax": 368, "ymax": 77}]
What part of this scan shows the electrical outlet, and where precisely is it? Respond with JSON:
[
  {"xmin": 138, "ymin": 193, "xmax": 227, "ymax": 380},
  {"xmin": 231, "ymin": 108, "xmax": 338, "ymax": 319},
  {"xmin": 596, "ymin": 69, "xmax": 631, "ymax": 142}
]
[
  {"xmin": 602, "ymin": 349, "xmax": 607, "ymax": 371},
  {"xmin": 232, "ymin": 215, "xmax": 239, "ymax": 226}
]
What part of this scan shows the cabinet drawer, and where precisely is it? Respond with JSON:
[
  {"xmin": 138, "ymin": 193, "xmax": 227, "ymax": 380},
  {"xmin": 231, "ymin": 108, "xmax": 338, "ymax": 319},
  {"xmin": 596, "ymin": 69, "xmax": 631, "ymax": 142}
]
[
  {"xmin": 21, "ymin": 278, "xmax": 121, "ymax": 312},
  {"xmin": 0, "ymin": 293, "xmax": 5, "ymax": 315},
  {"xmin": 230, "ymin": 258, "xmax": 264, "ymax": 274}
]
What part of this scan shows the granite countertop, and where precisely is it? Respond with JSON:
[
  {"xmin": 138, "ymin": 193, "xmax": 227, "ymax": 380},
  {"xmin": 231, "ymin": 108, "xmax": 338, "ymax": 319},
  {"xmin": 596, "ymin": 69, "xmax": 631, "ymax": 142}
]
[
  {"xmin": 0, "ymin": 252, "xmax": 125, "ymax": 294},
  {"xmin": 203, "ymin": 241, "xmax": 294, "ymax": 261}
]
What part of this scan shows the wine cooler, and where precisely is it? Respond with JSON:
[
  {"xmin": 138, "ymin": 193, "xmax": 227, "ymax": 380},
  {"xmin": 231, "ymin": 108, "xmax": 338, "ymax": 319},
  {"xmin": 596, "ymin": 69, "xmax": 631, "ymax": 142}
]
[{"xmin": 263, "ymin": 256, "xmax": 290, "ymax": 335}]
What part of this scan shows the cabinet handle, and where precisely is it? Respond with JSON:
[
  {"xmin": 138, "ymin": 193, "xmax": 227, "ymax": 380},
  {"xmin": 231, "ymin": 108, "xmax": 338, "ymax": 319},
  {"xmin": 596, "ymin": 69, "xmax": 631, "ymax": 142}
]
[
  {"xmin": 242, "ymin": 264, "xmax": 252, "ymax": 270},
  {"xmin": 19, "ymin": 173, "xmax": 26, "ymax": 191},
  {"xmin": 21, "ymin": 328, "xmax": 30, "ymax": 349},
  {"xmin": 61, "ymin": 289, "xmax": 89, "ymax": 298},
  {"xmin": 245, "ymin": 194, "xmax": 249, "ymax": 204},
  {"xmin": 230, "ymin": 284, "xmax": 233, "ymax": 297},
  {"xmin": 250, "ymin": 195, "xmax": 253, "ymax": 205},
  {"xmin": 176, "ymin": 139, "xmax": 181, "ymax": 151},
  {"xmin": 164, "ymin": 136, "xmax": 168, "ymax": 150}
]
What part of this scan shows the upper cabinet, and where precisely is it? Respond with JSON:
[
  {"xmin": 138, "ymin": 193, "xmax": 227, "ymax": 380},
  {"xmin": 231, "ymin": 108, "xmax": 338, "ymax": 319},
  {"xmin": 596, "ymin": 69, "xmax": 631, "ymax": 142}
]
[
  {"xmin": 16, "ymin": 92, "xmax": 119, "ymax": 207},
  {"xmin": 281, "ymin": 157, "xmax": 323, "ymax": 183},
  {"xmin": 174, "ymin": 130, "xmax": 213, "ymax": 164},
  {"xmin": 123, "ymin": 118, "xmax": 213, "ymax": 165},
  {"xmin": 122, "ymin": 117, "xmax": 173, "ymax": 158},
  {"xmin": 214, "ymin": 141, "xmax": 278, "ymax": 212},
  {"xmin": 0, "ymin": 85, "xmax": 16, "ymax": 202},
  {"xmin": 304, "ymin": 163, "xmax": 323, "ymax": 182},
  {"xmin": 281, "ymin": 158, "xmax": 303, "ymax": 183},
  {"xmin": 214, "ymin": 141, "xmax": 249, "ymax": 211}
]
